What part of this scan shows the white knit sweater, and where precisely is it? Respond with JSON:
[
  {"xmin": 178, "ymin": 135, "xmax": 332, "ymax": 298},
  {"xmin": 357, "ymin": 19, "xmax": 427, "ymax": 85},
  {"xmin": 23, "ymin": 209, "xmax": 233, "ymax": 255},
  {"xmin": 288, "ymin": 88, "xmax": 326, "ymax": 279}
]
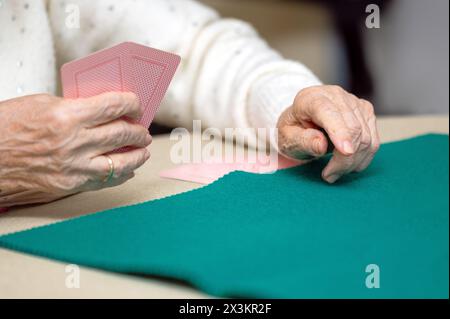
[{"xmin": 0, "ymin": 0, "xmax": 321, "ymax": 147}]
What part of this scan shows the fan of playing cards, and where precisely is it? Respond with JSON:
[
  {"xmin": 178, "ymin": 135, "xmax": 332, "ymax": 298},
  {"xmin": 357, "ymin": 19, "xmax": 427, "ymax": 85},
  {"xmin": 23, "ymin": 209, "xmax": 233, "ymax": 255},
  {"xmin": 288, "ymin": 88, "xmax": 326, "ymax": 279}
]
[{"xmin": 61, "ymin": 42, "xmax": 181, "ymax": 131}]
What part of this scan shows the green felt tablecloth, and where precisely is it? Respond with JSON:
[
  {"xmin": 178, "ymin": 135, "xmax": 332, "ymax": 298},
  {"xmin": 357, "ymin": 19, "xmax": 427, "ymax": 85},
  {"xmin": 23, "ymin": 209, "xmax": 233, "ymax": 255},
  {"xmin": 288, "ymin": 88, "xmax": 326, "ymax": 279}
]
[{"xmin": 0, "ymin": 134, "xmax": 448, "ymax": 298}]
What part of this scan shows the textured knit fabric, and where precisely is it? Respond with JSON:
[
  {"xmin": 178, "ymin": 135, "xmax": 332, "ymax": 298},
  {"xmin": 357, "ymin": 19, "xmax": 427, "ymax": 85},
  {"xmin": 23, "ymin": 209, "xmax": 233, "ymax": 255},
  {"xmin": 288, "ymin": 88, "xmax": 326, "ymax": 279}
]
[
  {"xmin": 0, "ymin": 134, "xmax": 448, "ymax": 298},
  {"xmin": 0, "ymin": 0, "xmax": 321, "ymax": 148}
]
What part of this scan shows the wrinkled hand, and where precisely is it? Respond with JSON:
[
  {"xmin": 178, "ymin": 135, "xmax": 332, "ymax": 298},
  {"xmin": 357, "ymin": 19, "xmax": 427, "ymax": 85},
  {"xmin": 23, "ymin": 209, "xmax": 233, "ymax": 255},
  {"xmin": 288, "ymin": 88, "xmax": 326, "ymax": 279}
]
[
  {"xmin": 0, "ymin": 92, "xmax": 152, "ymax": 206},
  {"xmin": 277, "ymin": 85, "xmax": 380, "ymax": 183}
]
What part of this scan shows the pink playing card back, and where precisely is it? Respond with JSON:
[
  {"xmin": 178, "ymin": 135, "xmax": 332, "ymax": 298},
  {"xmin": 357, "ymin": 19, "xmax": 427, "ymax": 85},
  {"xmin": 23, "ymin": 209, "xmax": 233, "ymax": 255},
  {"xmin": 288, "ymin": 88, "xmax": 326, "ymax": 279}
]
[
  {"xmin": 61, "ymin": 42, "xmax": 180, "ymax": 129},
  {"xmin": 159, "ymin": 155, "xmax": 302, "ymax": 184},
  {"xmin": 125, "ymin": 42, "xmax": 180, "ymax": 129}
]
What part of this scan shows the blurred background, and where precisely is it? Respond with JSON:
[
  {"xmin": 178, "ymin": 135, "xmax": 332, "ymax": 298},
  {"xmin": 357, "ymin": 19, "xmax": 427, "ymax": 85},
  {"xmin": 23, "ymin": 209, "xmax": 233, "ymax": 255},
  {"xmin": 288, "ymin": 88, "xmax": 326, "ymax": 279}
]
[{"xmin": 199, "ymin": 0, "xmax": 449, "ymax": 115}]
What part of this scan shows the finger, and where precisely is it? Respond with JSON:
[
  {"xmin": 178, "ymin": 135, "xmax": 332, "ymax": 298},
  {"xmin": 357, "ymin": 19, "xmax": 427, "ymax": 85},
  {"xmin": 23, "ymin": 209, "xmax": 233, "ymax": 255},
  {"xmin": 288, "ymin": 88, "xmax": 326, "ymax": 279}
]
[
  {"xmin": 338, "ymin": 95, "xmax": 366, "ymax": 152},
  {"xmin": 334, "ymin": 95, "xmax": 372, "ymax": 173},
  {"xmin": 70, "ymin": 92, "xmax": 143, "ymax": 127},
  {"xmin": 355, "ymin": 146, "xmax": 375, "ymax": 173},
  {"xmin": 89, "ymin": 148, "xmax": 150, "ymax": 181},
  {"xmin": 294, "ymin": 94, "xmax": 356, "ymax": 156},
  {"xmin": 278, "ymin": 125, "xmax": 328, "ymax": 160},
  {"xmin": 353, "ymin": 102, "xmax": 375, "ymax": 172},
  {"xmin": 347, "ymin": 96, "xmax": 373, "ymax": 152},
  {"xmin": 321, "ymin": 149, "xmax": 365, "ymax": 183},
  {"xmin": 321, "ymin": 96, "xmax": 373, "ymax": 182},
  {"xmin": 323, "ymin": 100, "xmax": 379, "ymax": 183},
  {"xmin": 322, "ymin": 133, "xmax": 369, "ymax": 183},
  {"xmin": 86, "ymin": 120, "xmax": 152, "ymax": 156},
  {"xmin": 355, "ymin": 100, "xmax": 380, "ymax": 172}
]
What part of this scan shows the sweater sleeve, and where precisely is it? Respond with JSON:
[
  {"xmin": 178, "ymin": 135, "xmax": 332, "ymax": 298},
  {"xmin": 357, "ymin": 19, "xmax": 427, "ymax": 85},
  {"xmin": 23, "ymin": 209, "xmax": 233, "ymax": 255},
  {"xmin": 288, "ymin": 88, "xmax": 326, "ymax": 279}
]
[{"xmin": 47, "ymin": 0, "xmax": 321, "ymax": 148}]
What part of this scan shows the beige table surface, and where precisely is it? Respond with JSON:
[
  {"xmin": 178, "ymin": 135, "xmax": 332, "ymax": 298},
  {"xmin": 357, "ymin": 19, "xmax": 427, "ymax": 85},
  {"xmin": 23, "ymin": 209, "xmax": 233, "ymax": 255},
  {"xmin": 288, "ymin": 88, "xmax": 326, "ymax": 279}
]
[{"xmin": 0, "ymin": 115, "xmax": 448, "ymax": 299}]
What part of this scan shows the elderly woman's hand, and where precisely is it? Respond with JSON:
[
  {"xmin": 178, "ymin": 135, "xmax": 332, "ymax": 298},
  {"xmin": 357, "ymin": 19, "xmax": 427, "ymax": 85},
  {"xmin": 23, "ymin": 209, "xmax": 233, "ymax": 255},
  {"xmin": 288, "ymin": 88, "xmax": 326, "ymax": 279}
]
[
  {"xmin": 277, "ymin": 85, "xmax": 380, "ymax": 183},
  {"xmin": 0, "ymin": 92, "xmax": 152, "ymax": 206}
]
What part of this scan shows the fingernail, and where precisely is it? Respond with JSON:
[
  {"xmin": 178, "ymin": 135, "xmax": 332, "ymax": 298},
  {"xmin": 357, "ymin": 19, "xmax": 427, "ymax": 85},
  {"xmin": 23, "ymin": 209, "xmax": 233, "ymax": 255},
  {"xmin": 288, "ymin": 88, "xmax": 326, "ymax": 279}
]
[
  {"xmin": 342, "ymin": 141, "xmax": 355, "ymax": 154},
  {"xmin": 325, "ymin": 174, "xmax": 340, "ymax": 184},
  {"xmin": 145, "ymin": 134, "xmax": 152, "ymax": 145}
]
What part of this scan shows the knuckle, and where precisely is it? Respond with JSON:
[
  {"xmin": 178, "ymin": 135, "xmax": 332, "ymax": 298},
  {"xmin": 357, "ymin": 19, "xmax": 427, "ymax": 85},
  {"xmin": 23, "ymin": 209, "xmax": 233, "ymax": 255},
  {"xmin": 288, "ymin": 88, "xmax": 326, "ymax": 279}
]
[
  {"xmin": 347, "ymin": 120, "xmax": 362, "ymax": 132},
  {"xmin": 51, "ymin": 107, "xmax": 72, "ymax": 127},
  {"xmin": 349, "ymin": 100, "xmax": 361, "ymax": 113},
  {"xmin": 327, "ymin": 85, "xmax": 345, "ymax": 95},
  {"xmin": 360, "ymin": 134, "xmax": 372, "ymax": 149},
  {"xmin": 48, "ymin": 114, "xmax": 76, "ymax": 142},
  {"xmin": 293, "ymin": 91, "xmax": 305, "ymax": 107},
  {"xmin": 113, "ymin": 157, "xmax": 126, "ymax": 177},
  {"xmin": 294, "ymin": 86, "xmax": 321, "ymax": 103},
  {"xmin": 360, "ymin": 99, "xmax": 375, "ymax": 116},
  {"xmin": 103, "ymin": 102, "xmax": 121, "ymax": 119},
  {"xmin": 116, "ymin": 120, "xmax": 131, "ymax": 139},
  {"xmin": 53, "ymin": 175, "xmax": 82, "ymax": 193},
  {"xmin": 348, "ymin": 93, "xmax": 359, "ymax": 101},
  {"xmin": 100, "ymin": 95, "xmax": 127, "ymax": 117},
  {"xmin": 345, "ymin": 124, "xmax": 362, "ymax": 140},
  {"xmin": 298, "ymin": 86, "xmax": 319, "ymax": 97}
]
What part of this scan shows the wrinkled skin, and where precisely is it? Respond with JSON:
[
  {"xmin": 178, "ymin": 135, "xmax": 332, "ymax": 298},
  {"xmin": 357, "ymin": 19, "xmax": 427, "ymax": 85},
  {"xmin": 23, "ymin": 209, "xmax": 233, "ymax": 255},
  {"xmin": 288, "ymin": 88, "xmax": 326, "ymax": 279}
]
[
  {"xmin": 277, "ymin": 85, "xmax": 380, "ymax": 183},
  {"xmin": 0, "ymin": 92, "xmax": 152, "ymax": 206},
  {"xmin": 0, "ymin": 85, "xmax": 380, "ymax": 207}
]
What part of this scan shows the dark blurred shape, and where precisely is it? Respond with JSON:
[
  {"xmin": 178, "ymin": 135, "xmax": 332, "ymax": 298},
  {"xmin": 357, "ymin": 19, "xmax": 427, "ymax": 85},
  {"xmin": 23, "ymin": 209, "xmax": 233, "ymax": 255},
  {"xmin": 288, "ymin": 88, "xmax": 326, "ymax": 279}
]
[
  {"xmin": 150, "ymin": 122, "xmax": 174, "ymax": 135},
  {"xmin": 298, "ymin": 0, "xmax": 393, "ymax": 101}
]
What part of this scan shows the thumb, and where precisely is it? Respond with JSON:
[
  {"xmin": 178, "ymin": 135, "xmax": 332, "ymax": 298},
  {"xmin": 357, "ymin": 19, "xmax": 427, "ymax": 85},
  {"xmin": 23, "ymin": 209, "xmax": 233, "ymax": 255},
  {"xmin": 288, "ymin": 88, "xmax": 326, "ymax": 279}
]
[{"xmin": 277, "ymin": 126, "xmax": 328, "ymax": 160}]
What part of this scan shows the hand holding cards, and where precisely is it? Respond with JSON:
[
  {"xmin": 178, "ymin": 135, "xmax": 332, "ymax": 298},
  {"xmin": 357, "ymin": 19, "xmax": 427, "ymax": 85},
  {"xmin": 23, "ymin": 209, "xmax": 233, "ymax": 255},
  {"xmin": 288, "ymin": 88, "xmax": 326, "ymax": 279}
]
[{"xmin": 61, "ymin": 42, "xmax": 180, "ymax": 131}]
